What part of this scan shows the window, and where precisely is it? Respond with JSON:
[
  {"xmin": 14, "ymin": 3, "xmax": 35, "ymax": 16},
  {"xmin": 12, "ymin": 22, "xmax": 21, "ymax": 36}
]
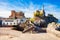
[
  {"xmin": 10, "ymin": 23, "xmax": 12, "ymax": 25},
  {"xmin": 7, "ymin": 23, "xmax": 8, "ymax": 25},
  {"xmin": 3, "ymin": 23, "xmax": 5, "ymax": 25},
  {"xmin": 14, "ymin": 22, "xmax": 15, "ymax": 25},
  {"xmin": 21, "ymin": 19, "xmax": 23, "ymax": 21}
]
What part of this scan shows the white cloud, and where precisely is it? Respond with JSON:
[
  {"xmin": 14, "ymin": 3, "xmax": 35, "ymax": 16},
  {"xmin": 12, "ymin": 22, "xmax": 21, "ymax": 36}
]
[
  {"xmin": 0, "ymin": 11, "xmax": 11, "ymax": 18},
  {"xmin": 44, "ymin": 3, "xmax": 60, "ymax": 19},
  {"xmin": 0, "ymin": 2, "xmax": 60, "ymax": 19},
  {"xmin": 0, "ymin": 2, "xmax": 37, "ymax": 18}
]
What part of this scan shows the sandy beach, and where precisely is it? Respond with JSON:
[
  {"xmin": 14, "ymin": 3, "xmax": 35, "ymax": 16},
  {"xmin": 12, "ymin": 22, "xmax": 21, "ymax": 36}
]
[{"xmin": 0, "ymin": 27, "xmax": 60, "ymax": 40}]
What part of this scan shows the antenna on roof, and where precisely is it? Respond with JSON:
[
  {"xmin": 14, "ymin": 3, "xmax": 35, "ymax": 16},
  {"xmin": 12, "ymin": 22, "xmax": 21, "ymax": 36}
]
[{"xmin": 42, "ymin": 5, "xmax": 44, "ymax": 10}]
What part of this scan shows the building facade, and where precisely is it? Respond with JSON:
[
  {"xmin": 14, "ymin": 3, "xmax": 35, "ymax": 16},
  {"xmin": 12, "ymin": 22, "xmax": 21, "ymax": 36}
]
[
  {"xmin": 2, "ymin": 19, "xmax": 18, "ymax": 26},
  {"xmin": 2, "ymin": 18, "xmax": 27, "ymax": 26}
]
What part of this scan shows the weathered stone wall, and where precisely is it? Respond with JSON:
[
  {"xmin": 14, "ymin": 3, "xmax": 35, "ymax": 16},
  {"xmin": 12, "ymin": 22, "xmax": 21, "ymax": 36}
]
[{"xmin": 9, "ymin": 10, "xmax": 25, "ymax": 19}]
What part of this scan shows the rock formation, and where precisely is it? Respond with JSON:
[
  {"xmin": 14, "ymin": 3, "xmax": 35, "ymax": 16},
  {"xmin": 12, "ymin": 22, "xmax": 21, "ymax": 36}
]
[{"xmin": 47, "ymin": 22, "xmax": 60, "ymax": 38}]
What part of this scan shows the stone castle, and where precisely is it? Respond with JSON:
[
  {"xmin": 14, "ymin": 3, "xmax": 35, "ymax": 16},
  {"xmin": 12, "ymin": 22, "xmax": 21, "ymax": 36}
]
[{"xmin": 9, "ymin": 10, "xmax": 25, "ymax": 19}]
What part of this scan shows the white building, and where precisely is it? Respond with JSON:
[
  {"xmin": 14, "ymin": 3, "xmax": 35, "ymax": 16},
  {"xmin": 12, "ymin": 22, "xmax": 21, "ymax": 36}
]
[
  {"xmin": 2, "ymin": 18, "xmax": 27, "ymax": 26},
  {"xmin": 2, "ymin": 19, "xmax": 18, "ymax": 26}
]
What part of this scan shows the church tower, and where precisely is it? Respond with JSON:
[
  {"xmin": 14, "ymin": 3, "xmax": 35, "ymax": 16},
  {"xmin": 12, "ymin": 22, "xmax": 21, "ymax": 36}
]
[{"xmin": 40, "ymin": 5, "xmax": 45, "ymax": 17}]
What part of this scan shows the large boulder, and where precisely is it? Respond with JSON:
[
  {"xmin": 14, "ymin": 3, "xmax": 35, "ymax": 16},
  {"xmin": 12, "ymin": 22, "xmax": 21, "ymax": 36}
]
[
  {"xmin": 46, "ymin": 14, "xmax": 58, "ymax": 23},
  {"xmin": 47, "ymin": 22, "xmax": 60, "ymax": 38}
]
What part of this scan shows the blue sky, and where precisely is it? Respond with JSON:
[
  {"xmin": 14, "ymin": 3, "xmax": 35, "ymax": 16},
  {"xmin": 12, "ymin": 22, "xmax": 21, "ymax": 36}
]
[{"xmin": 0, "ymin": 0, "xmax": 60, "ymax": 19}]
